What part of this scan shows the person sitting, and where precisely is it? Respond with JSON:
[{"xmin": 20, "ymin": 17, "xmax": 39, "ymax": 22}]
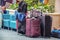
[{"xmin": 1, "ymin": 6, "xmax": 9, "ymax": 14}]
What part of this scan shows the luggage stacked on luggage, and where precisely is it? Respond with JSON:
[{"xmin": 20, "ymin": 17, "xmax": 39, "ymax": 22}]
[
  {"xmin": 26, "ymin": 10, "xmax": 41, "ymax": 37},
  {"xmin": 40, "ymin": 14, "xmax": 52, "ymax": 37}
]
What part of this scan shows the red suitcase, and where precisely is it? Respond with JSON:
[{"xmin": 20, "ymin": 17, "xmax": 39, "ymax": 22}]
[
  {"xmin": 26, "ymin": 18, "xmax": 41, "ymax": 37},
  {"xmin": 16, "ymin": 20, "xmax": 18, "ymax": 30}
]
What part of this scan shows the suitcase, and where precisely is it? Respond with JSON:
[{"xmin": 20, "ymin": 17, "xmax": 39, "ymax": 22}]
[
  {"xmin": 3, "ymin": 14, "xmax": 10, "ymax": 28},
  {"xmin": 0, "ymin": 12, "xmax": 2, "ymax": 28},
  {"xmin": 26, "ymin": 18, "xmax": 41, "ymax": 37},
  {"xmin": 40, "ymin": 14, "xmax": 52, "ymax": 37},
  {"xmin": 16, "ymin": 20, "xmax": 18, "ymax": 30},
  {"xmin": 10, "ymin": 15, "xmax": 16, "ymax": 29}
]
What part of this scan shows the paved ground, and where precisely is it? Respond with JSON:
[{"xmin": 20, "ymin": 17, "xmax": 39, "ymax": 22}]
[{"xmin": 0, "ymin": 29, "xmax": 60, "ymax": 40}]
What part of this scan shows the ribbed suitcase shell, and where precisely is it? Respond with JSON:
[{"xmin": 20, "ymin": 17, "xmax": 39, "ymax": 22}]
[
  {"xmin": 16, "ymin": 20, "xmax": 18, "ymax": 30},
  {"xmin": 10, "ymin": 15, "xmax": 16, "ymax": 29},
  {"xmin": 26, "ymin": 18, "xmax": 40, "ymax": 37},
  {"xmin": 0, "ymin": 13, "xmax": 2, "ymax": 28},
  {"xmin": 40, "ymin": 14, "xmax": 52, "ymax": 37},
  {"xmin": 3, "ymin": 14, "xmax": 10, "ymax": 27}
]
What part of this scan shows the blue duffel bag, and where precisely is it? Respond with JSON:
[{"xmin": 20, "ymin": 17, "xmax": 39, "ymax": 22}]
[
  {"xmin": 51, "ymin": 30, "xmax": 60, "ymax": 38},
  {"xmin": 57, "ymin": 30, "xmax": 60, "ymax": 38}
]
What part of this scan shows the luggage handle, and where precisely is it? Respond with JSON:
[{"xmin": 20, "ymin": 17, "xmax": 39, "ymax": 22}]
[
  {"xmin": 30, "ymin": 19, "xmax": 32, "ymax": 37},
  {"xmin": 40, "ymin": 10, "xmax": 43, "ymax": 16},
  {"xmin": 31, "ymin": 17, "xmax": 35, "ymax": 19}
]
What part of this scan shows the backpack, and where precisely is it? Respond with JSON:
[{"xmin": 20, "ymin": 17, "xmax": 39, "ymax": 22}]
[{"xmin": 18, "ymin": 1, "xmax": 27, "ymax": 13}]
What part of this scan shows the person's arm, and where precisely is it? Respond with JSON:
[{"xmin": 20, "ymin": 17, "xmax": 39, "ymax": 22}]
[
  {"xmin": 16, "ymin": 12, "xmax": 18, "ymax": 20},
  {"xmin": 21, "ymin": 14, "xmax": 26, "ymax": 22},
  {"xmin": 15, "ymin": 11, "xmax": 18, "ymax": 20}
]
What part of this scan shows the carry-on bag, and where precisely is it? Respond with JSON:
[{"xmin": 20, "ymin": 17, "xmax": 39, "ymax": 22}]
[
  {"xmin": 40, "ymin": 14, "xmax": 52, "ymax": 37},
  {"xmin": 10, "ymin": 15, "xmax": 16, "ymax": 29},
  {"xmin": 3, "ymin": 14, "xmax": 10, "ymax": 28},
  {"xmin": 0, "ymin": 12, "xmax": 2, "ymax": 28},
  {"xmin": 26, "ymin": 18, "xmax": 41, "ymax": 37}
]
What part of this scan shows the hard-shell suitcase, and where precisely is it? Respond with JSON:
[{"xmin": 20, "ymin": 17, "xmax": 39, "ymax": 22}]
[
  {"xmin": 0, "ymin": 12, "xmax": 2, "ymax": 28},
  {"xmin": 40, "ymin": 14, "xmax": 52, "ymax": 37},
  {"xmin": 16, "ymin": 20, "xmax": 18, "ymax": 30},
  {"xmin": 26, "ymin": 18, "xmax": 40, "ymax": 37},
  {"xmin": 10, "ymin": 15, "xmax": 16, "ymax": 29},
  {"xmin": 3, "ymin": 14, "xmax": 10, "ymax": 28}
]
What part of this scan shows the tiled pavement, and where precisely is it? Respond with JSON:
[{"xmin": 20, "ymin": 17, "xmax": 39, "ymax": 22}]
[{"xmin": 0, "ymin": 29, "xmax": 60, "ymax": 40}]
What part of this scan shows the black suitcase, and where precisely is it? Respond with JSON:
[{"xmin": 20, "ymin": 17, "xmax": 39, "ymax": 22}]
[{"xmin": 40, "ymin": 14, "xmax": 52, "ymax": 37}]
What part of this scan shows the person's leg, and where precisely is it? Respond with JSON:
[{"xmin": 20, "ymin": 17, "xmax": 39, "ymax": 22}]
[
  {"xmin": 20, "ymin": 21, "xmax": 26, "ymax": 34},
  {"xmin": 18, "ymin": 21, "xmax": 22, "ymax": 33}
]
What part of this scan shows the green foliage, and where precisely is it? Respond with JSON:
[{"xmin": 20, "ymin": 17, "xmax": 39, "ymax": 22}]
[
  {"xmin": 24, "ymin": 0, "xmax": 38, "ymax": 10},
  {"xmin": 24, "ymin": 0, "xmax": 55, "ymax": 13},
  {"xmin": 9, "ymin": 3, "xmax": 18, "ymax": 10},
  {"xmin": 8, "ymin": 0, "xmax": 55, "ymax": 13}
]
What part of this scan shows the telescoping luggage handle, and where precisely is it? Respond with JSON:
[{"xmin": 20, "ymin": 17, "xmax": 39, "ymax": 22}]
[{"xmin": 30, "ymin": 18, "xmax": 32, "ymax": 37}]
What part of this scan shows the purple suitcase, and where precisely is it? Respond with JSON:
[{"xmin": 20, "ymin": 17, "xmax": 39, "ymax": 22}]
[
  {"xmin": 40, "ymin": 14, "xmax": 52, "ymax": 37},
  {"xmin": 26, "ymin": 18, "xmax": 41, "ymax": 37}
]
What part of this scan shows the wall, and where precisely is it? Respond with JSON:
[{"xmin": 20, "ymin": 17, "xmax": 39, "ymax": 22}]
[
  {"xmin": 55, "ymin": 0, "xmax": 60, "ymax": 13},
  {"xmin": 46, "ymin": 13, "xmax": 60, "ymax": 30}
]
